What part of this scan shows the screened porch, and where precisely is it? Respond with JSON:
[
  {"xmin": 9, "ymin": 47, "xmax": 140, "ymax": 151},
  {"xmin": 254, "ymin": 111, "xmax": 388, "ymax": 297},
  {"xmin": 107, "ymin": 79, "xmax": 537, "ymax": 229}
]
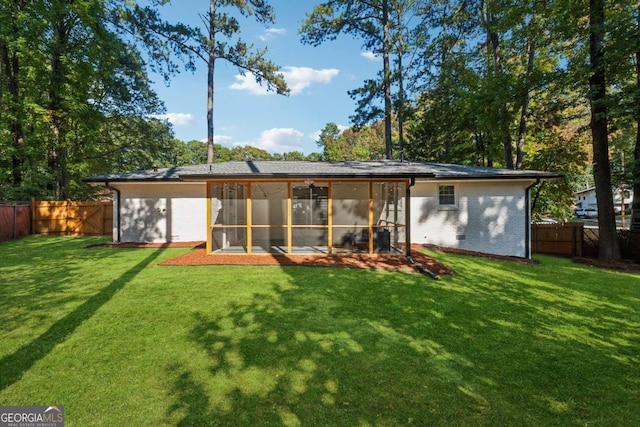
[{"xmin": 207, "ymin": 180, "xmax": 407, "ymax": 255}]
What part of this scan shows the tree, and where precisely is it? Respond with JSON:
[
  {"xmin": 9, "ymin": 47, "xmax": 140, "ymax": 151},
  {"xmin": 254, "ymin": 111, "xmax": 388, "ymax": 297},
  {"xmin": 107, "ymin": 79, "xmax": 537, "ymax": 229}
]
[
  {"xmin": 316, "ymin": 122, "xmax": 342, "ymax": 160},
  {"xmin": 201, "ymin": 0, "xmax": 288, "ymax": 163},
  {"xmin": 300, "ymin": 0, "xmax": 395, "ymax": 159},
  {"xmin": 316, "ymin": 121, "xmax": 388, "ymax": 161},
  {"xmin": 229, "ymin": 145, "xmax": 272, "ymax": 161},
  {"xmin": 586, "ymin": 0, "xmax": 620, "ymax": 260},
  {"xmin": 525, "ymin": 98, "xmax": 591, "ymax": 221},
  {"xmin": 604, "ymin": 2, "xmax": 640, "ymax": 230},
  {"xmin": 0, "ymin": 0, "xmax": 187, "ymax": 200},
  {"xmin": 176, "ymin": 140, "xmax": 208, "ymax": 165},
  {"xmin": 103, "ymin": 1, "xmax": 289, "ymax": 165},
  {"xmin": 633, "ymin": 46, "xmax": 640, "ymax": 230}
]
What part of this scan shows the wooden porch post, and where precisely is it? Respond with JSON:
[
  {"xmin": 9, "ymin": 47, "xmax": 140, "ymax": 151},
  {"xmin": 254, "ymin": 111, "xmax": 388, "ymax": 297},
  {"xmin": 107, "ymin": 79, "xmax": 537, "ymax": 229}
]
[{"xmin": 405, "ymin": 178, "xmax": 414, "ymax": 257}]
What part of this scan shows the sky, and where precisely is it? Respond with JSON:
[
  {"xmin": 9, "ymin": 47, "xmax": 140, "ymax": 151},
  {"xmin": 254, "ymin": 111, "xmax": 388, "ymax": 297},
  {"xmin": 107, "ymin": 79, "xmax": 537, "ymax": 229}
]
[{"xmin": 147, "ymin": 1, "xmax": 383, "ymax": 156}]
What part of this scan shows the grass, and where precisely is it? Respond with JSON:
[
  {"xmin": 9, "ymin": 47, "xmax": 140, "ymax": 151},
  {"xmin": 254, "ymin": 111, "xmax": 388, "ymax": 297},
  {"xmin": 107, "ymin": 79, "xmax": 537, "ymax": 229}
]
[{"xmin": 0, "ymin": 235, "xmax": 639, "ymax": 426}]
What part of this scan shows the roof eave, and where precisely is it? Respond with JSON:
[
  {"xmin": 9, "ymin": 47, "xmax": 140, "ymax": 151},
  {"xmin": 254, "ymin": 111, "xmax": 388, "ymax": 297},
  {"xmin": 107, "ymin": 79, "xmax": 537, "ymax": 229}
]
[
  {"xmin": 83, "ymin": 177, "xmax": 183, "ymax": 184},
  {"xmin": 181, "ymin": 171, "xmax": 439, "ymax": 180}
]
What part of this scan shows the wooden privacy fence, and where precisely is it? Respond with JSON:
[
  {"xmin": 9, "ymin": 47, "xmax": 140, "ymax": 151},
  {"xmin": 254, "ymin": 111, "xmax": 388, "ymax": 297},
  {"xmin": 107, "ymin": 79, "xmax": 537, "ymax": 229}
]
[
  {"xmin": 33, "ymin": 200, "xmax": 113, "ymax": 236},
  {"xmin": 531, "ymin": 222, "xmax": 584, "ymax": 257},
  {"xmin": 0, "ymin": 202, "xmax": 32, "ymax": 242}
]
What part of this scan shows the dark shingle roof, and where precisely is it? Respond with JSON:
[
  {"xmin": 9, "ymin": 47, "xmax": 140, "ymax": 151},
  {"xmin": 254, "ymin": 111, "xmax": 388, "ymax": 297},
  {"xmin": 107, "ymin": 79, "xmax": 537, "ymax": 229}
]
[{"xmin": 84, "ymin": 160, "xmax": 560, "ymax": 183}]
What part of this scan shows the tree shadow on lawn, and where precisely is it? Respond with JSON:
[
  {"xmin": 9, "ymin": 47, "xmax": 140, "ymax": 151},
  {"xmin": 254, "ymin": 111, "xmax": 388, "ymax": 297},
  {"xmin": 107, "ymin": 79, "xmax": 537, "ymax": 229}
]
[
  {"xmin": 166, "ymin": 277, "xmax": 478, "ymax": 426},
  {"xmin": 165, "ymin": 260, "xmax": 639, "ymax": 426},
  {"xmin": 0, "ymin": 245, "xmax": 167, "ymax": 392},
  {"xmin": 446, "ymin": 254, "xmax": 640, "ymax": 354},
  {"xmin": 0, "ymin": 236, "xmax": 123, "ymax": 333}
]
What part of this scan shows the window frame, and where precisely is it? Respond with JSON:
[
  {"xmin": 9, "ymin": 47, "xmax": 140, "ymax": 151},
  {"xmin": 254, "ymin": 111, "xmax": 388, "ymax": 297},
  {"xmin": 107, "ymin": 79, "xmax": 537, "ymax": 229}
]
[{"xmin": 438, "ymin": 184, "xmax": 457, "ymax": 209}]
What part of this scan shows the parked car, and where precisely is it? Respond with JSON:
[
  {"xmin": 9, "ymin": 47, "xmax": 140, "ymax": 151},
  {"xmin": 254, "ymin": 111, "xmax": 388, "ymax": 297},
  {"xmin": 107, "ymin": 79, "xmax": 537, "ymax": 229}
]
[{"xmin": 575, "ymin": 207, "xmax": 598, "ymax": 219}]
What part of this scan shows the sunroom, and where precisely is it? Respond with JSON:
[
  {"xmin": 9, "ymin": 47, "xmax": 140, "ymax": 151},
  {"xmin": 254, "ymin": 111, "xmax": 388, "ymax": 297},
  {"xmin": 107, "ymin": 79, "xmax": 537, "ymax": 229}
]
[{"xmin": 207, "ymin": 179, "xmax": 409, "ymax": 255}]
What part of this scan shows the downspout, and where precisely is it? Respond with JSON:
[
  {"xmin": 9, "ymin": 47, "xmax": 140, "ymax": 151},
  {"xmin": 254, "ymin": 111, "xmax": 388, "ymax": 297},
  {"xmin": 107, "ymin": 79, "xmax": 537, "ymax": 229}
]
[
  {"xmin": 105, "ymin": 181, "xmax": 121, "ymax": 243},
  {"xmin": 405, "ymin": 177, "xmax": 415, "ymax": 257},
  {"xmin": 525, "ymin": 179, "xmax": 540, "ymax": 259}
]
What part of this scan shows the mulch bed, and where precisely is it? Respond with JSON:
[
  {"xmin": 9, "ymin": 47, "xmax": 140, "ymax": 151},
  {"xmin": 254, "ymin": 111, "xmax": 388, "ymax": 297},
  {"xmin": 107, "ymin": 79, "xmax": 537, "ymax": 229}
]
[
  {"xmin": 571, "ymin": 257, "xmax": 640, "ymax": 273},
  {"xmin": 157, "ymin": 243, "xmax": 455, "ymax": 277},
  {"xmin": 95, "ymin": 241, "xmax": 639, "ymax": 275}
]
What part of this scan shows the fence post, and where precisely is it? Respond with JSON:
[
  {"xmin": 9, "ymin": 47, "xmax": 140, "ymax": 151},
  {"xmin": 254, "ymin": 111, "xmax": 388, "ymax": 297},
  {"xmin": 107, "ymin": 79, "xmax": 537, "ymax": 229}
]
[
  {"xmin": 31, "ymin": 197, "xmax": 36, "ymax": 235},
  {"xmin": 577, "ymin": 223, "xmax": 583, "ymax": 257},
  {"xmin": 13, "ymin": 204, "xmax": 17, "ymax": 239},
  {"xmin": 65, "ymin": 199, "xmax": 70, "ymax": 235},
  {"xmin": 101, "ymin": 202, "xmax": 106, "ymax": 235}
]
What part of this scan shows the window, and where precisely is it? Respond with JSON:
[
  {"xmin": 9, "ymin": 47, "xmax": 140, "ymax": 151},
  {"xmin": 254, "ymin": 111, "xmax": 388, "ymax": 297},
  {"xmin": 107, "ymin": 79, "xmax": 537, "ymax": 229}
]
[{"xmin": 438, "ymin": 184, "xmax": 456, "ymax": 207}]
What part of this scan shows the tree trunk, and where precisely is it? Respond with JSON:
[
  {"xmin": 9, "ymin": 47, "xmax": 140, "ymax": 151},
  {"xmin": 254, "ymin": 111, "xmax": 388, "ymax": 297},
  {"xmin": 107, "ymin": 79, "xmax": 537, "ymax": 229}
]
[
  {"xmin": 588, "ymin": 0, "xmax": 620, "ymax": 261},
  {"xmin": 48, "ymin": 9, "xmax": 69, "ymax": 199},
  {"xmin": 631, "ymin": 49, "xmax": 640, "ymax": 231},
  {"xmin": 382, "ymin": 0, "xmax": 393, "ymax": 160},
  {"xmin": 485, "ymin": 8, "xmax": 514, "ymax": 169},
  {"xmin": 206, "ymin": 0, "xmax": 216, "ymax": 164},
  {"xmin": 516, "ymin": 40, "xmax": 536, "ymax": 170},
  {"xmin": 397, "ymin": 30, "xmax": 405, "ymax": 162},
  {"xmin": 1, "ymin": 1, "xmax": 25, "ymax": 186}
]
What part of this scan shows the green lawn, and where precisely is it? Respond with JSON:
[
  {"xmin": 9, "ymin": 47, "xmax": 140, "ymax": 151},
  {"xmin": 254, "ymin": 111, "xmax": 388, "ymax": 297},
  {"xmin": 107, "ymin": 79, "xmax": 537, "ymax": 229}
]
[{"xmin": 1, "ymin": 236, "xmax": 638, "ymax": 426}]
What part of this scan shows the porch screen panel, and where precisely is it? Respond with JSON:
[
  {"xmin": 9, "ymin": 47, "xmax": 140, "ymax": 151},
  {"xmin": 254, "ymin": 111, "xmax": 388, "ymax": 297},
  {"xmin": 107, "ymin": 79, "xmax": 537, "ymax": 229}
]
[
  {"xmin": 331, "ymin": 182, "xmax": 370, "ymax": 253},
  {"xmin": 251, "ymin": 182, "xmax": 287, "ymax": 225},
  {"xmin": 291, "ymin": 182, "xmax": 328, "ymax": 225},
  {"xmin": 332, "ymin": 182, "xmax": 369, "ymax": 225},
  {"xmin": 291, "ymin": 182, "xmax": 328, "ymax": 251},
  {"xmin": 373, "ymin": 181, "xmax": 406, "ymax": 252},
  {"xmin": 210, "ymin": 183, "xmax": 246, "ymax": 226},
  {"xmin": 251, "ymin": 182, "xmax": 287, "ymax": 252},
  {"xmin": 209, "ymin": 183, "xmax": 247, "ymax": 252}
]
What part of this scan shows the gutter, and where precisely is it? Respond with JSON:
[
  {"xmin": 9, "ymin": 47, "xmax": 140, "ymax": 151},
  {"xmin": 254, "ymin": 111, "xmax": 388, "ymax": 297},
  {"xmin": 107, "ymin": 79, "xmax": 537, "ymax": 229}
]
[
  {"xmin": 524, "ymin": 179, "xmax": 541, "ymax": 259},
  {"xmin": 105, "ymin": 182, "xmax": 121, "ymax": 243}
]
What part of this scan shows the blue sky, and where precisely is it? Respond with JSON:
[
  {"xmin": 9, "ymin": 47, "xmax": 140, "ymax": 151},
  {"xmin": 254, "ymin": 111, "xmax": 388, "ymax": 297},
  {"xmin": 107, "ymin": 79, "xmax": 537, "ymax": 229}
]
[{"xmin": 148, "ymin": 1, "xmax": 383, "ymax": 155}]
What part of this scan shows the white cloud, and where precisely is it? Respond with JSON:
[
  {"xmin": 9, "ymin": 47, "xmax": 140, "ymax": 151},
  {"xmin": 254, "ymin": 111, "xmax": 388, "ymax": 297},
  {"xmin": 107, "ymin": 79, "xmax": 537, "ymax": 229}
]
[
  {"xmin": 230, "ymin": 66, "xmax": 340, "ymax": 96},
  {"xmin": 259, "ymin": 27, "xmax": 286, "ymax": 41},
  {"xmin": 229, "ymin": 75, "xmax": 268, "ymax": 96},
  {"xmin": 284, "ymin": 67, "xmax": 340, "ymax": 95},
  {"xmin": 255, "ymin": 128, "xmax": 304, "ymax": 152},
  {"xmin": 149, "ymin": 113, "xmax": 196, "ymax": 127},
  {"xmin": 361, "ymin": 51, "xmax": 381, "ymax": 61},
  {"xmin": 215, "ymin": 135, "xmax": 234, "ymax": 146},
  {"xmin": 209, "ymin": 128, "xmax": 305, "ymax": 153},
  {"xmin": 196, "ymin": 135, "xmax": 234, "ymax": 147}
]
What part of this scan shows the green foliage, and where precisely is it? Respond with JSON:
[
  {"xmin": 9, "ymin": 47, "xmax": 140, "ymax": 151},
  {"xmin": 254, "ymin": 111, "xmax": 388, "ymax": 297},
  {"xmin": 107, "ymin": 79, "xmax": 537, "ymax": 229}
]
[
  {"xmin": 175, "ymin": 140, "xmax": 208, "ymax": 166},
  {"xmin": 300, "ymin": 0, "xmax": 405, "ymax": 159},
  {"xmin": 315, "ymin": 121, "xmax": 387, "ymax": 161},
  {"xmin": 184, "ymin": 0, "xmax": 290, "ymax": 163},
  {"xmin": 0, "ymin": 0, "xmax": 189, "ymax": 200}
]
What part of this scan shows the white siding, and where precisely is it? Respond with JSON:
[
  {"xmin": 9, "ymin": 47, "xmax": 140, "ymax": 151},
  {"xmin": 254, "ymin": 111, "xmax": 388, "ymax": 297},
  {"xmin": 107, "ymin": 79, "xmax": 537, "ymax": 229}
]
[
  {"xmin": 111, "ymin": 182, "xmax": 207, "ymax": 243},
  {"xmin": 411, "ymin": 180, "xmax": 532, "ymax": 258}
]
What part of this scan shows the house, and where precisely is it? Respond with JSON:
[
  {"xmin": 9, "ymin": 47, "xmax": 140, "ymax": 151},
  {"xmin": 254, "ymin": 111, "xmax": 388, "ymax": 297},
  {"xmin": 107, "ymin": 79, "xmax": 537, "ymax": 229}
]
[
  {"xmin": 85, "ymin": 160, "xmax": 559, "ymax": 259},
  {"xmin": 574, "ymin": 187, "xmax": 633, "ymax": 214}
]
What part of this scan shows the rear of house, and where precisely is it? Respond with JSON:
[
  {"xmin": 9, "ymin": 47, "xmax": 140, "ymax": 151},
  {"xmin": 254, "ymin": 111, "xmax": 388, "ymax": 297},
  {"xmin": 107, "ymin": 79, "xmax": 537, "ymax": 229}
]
[{"xmin": 86, "ymin": 161, "xmax": 558, "ymax": 259}]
